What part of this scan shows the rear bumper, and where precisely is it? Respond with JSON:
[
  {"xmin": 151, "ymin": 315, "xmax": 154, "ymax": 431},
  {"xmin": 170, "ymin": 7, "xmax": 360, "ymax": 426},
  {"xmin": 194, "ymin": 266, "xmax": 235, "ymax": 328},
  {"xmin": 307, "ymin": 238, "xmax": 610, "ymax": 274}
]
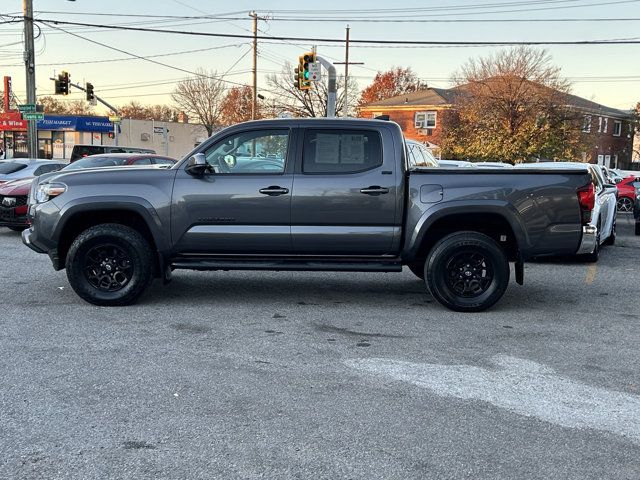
[{"xmin": 576, "ymin": 224, "xmax": 597, "ymax": 255}]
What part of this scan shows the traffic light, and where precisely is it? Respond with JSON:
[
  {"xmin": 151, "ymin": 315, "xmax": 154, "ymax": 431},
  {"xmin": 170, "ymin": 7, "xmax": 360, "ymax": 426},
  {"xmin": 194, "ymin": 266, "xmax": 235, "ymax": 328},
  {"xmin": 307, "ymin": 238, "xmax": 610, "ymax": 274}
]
[
  {"xmin": 297, "ymin": 52, "xmax": 315, "ymax": 91},
  {"xmin": 54, "ymin": 71, "xmax": 69, "ymax": 95},
  {"xmin": 86, "ymin": 82, "xmax": 95, "ymax": 102}
]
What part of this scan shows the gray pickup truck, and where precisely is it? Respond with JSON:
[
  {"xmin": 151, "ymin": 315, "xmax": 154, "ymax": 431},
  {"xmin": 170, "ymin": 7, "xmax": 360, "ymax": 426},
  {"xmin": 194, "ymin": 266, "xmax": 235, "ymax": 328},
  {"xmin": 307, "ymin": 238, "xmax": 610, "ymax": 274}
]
[{"xmin": 23, "ymin": 118, "xmax": 596, "ymax": 311}]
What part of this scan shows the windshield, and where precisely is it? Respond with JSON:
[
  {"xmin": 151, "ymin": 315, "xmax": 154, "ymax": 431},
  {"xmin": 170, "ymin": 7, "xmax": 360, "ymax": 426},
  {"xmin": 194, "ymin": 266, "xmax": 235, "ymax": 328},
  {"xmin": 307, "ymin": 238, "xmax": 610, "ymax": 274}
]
[
  {"xmin": 63, "ymin": 156, "xmax": 129, "ymax": 170},
  {"xmin": 0, "ymin": 162, "xmax": 28, "ymax": 175}
]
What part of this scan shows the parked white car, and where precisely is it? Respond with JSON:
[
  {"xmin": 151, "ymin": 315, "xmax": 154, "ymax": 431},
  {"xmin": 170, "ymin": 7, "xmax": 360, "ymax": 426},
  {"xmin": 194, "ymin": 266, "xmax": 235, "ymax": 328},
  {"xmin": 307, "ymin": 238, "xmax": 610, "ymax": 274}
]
[
  {"xmin": 405, "ymin": 140, "xmax": 439, "ymax": 168},
  {"xmin": 515, "ymin": 162, "xmax": 616, "ymax": 261}
]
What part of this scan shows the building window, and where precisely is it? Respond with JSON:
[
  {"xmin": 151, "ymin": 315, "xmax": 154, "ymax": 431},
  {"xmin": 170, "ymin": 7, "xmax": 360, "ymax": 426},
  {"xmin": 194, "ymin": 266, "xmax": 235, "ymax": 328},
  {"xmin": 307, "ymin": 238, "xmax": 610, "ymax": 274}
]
[
  {"xmin": 603, "ymin": 117, "xmax": 608, "ymax": 133},
  {"xmin": 415, "ymin": 111, "xmax": 437, "ymax": 129},
  {"xmin": 582, "ymin": 115, "xmax": 591, "ymax": 133},
  {"xmin": 613, "ymin": 120, "xmax": 622, "ymax": 137},
  {"xmin": 597, "ymin": 116, "xmax": 603, "ymax": 133}
]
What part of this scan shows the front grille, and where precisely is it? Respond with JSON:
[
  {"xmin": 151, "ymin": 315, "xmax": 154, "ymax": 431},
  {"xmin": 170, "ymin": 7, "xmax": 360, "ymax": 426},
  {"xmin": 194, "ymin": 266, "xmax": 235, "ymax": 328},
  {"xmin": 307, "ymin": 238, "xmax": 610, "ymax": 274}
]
[{"xmin": 0, "ymin": 195, "xmax": 28, "ymax": 208}]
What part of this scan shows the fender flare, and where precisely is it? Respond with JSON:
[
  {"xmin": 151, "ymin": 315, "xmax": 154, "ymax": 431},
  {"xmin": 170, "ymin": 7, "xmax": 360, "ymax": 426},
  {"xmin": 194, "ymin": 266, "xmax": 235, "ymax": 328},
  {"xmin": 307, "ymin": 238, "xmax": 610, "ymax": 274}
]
[
  {"xmin": 54, "ymin": 196, "xmax": 171, "ymax": 253},
  {"xmin": 405, "ymin": 200, "xmax": 530, "ymax": 261}
]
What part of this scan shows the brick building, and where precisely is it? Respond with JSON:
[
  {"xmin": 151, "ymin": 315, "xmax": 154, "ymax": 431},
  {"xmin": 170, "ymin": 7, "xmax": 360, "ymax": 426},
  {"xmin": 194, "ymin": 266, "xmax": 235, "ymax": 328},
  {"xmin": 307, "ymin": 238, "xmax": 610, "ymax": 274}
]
[{"xmin": 359, "ymin": 86, "xmax": 636, "ymax": 169}]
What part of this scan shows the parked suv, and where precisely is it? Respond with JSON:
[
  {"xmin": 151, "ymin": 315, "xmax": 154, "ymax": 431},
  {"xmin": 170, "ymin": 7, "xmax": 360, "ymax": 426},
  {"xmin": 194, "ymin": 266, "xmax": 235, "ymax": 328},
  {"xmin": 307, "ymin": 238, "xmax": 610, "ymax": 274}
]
[{"xmin": 69, "ymin": 145, "xmax": 155, "ymax": 163}]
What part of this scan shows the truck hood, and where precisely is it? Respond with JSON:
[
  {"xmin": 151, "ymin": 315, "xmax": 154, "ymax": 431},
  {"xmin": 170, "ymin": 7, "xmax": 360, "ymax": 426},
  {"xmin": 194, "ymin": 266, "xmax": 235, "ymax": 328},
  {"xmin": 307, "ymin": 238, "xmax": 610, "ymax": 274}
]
[
  {"xmin": 38, "ymin": 165, "xmax": 174, "ymax": 186},
  {"xmin": 0, "ymin": 176, "xmax": 35, "ymax": 195}
]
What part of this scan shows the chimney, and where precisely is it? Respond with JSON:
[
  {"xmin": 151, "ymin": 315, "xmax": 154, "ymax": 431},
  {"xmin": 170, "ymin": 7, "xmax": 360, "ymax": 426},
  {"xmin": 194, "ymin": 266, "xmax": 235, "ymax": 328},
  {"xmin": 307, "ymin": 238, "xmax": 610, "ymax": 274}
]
[{"xmin": 177, "ymin": 111, "xmax": 189, "ymax": 123}]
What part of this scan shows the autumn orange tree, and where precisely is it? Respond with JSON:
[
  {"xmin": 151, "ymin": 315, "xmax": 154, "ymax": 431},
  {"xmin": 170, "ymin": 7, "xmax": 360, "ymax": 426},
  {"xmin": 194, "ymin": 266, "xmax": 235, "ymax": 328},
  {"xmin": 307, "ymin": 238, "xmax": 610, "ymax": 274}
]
[
  {"xmin": 357, "ymin": 67, "xmax": 426, "ymax": 107},
  {"xmin": 219, "ymin": 85, "xmax": 254, "ymax": 125},
  {"xmin": 440, "ymin": 47, "xmax": 588, "ymax": 163}
]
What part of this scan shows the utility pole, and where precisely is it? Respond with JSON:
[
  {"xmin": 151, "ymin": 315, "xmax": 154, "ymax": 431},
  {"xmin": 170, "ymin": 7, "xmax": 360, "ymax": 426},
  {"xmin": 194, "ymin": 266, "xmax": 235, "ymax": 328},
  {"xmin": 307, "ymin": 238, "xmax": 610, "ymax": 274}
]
[
  {"xmin": 249, "ymin": 11, "xmax": 259, "ymax": 120},
  {"xmin": 23, "ymin": 0, "xmax": 38, "ymax": 158},
  {"xmin": 334, "ymin": 26, "xmax": 364, "ymax": 117}
]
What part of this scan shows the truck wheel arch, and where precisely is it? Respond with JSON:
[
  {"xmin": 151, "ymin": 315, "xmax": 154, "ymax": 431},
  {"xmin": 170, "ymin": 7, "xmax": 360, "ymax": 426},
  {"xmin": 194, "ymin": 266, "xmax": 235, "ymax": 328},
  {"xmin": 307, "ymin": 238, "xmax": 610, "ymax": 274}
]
[
  {"xmin": 54, "ymin": 200, "xmax": 168, "ymax": 276},
  {"xmin": 406, "ymin": 203, "xmax": 527, "ymax": 263}
]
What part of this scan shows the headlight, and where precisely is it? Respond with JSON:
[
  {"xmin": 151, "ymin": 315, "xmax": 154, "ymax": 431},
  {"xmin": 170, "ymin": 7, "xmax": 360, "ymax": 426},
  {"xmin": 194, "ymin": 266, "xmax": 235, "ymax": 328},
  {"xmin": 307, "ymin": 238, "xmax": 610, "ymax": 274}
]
[{"xmin": 34, "ymin": 183, "xmax": 66, "ymax": 203}]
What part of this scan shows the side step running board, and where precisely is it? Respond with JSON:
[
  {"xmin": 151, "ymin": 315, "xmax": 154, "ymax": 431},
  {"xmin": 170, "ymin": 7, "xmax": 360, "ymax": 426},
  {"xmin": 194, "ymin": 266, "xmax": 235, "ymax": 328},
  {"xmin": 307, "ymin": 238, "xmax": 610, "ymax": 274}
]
[{"xmin": 171, "ymin": 256, "xmax": 403, "ymax": 273}]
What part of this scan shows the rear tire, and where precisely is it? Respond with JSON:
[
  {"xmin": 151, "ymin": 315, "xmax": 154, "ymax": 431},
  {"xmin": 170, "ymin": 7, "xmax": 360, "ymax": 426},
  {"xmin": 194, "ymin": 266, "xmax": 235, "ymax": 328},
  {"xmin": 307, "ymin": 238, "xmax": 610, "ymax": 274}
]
[
  {"xmin": 583, "ymin": 231, "xmax": 600, "ymax": 263},
  {"xmin": 65, "ymin": 223, "xmax": 154, "ymax": 306},
  {"xmin": 603, "ymin": 219, "xmax": 616, "ymax": 246},
  {"xmin": 635, "ymin": 221, "xmax": 640, "ymax": 236},
  {"xmin": 425, "ymin": 231, "xmax": 510, "ymax": 312}
]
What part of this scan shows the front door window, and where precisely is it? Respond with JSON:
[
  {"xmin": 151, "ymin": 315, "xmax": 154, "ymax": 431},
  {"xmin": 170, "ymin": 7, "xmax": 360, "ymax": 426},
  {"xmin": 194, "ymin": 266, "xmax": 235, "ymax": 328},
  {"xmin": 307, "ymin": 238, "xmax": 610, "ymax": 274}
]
[{"xmin": 204, "ymin": 129, "xmax": 289, "ymax": 174}]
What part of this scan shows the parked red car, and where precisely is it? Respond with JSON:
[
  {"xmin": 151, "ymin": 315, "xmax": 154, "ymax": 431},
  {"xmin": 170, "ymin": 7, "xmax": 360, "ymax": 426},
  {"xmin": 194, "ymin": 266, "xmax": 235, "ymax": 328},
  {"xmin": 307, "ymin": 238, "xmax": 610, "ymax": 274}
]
[
  {"xmin": 616, "ymin": 175, "xmax": 640, "ymax": 212},
  {"xmin": 0, "ymin": 177, "xmax": 33, "ymax": 231}
]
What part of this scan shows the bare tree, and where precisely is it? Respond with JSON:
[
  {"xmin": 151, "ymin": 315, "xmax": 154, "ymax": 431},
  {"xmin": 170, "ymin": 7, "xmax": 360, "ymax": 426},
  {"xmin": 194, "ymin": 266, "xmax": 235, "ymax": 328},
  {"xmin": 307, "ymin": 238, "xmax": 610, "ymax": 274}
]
[
  {"xmin": 65, "ymin": 99, "xmax": 95, "ymax": 115},
  {"xmin": 171, "ymin": 69, "xmax": 225, "ymax": 136},
  {"xmin": 265, "ymin": 62, "xmax": 359, "ymax": 118}
]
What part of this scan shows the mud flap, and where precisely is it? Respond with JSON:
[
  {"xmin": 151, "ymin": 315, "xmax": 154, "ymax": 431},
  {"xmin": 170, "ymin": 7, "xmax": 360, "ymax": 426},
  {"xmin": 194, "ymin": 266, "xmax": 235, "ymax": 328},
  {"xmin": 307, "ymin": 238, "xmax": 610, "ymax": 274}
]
[{"xmin": 515, "ymin": 255, "xmax": 524, "ymax": 285}]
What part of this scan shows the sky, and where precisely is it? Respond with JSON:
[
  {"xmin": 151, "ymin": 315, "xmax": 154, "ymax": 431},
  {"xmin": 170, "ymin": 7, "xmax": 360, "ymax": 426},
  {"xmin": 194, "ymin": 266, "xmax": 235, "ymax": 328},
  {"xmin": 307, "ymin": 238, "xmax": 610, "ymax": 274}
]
[{"xmin": 1, "ymin": 0, "xmax": 639, "ymax": 115}]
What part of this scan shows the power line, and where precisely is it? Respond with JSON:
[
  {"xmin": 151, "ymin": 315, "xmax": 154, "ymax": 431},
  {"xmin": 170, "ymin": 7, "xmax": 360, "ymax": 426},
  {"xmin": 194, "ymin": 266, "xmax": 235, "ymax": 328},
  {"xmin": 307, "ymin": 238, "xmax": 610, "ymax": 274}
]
[
  {"xmin": 29, "ymin": 9, "xmax": 640, "ymax": 22},
  {"xmin": 0, "ymin": 42, "xmax": 248, "ymax": 68},
  {"xmin": 28, "ymin": 17, "xmax": 640, "ymax": 45},
  {"xmin": 38, "ymin": 20, "xmax": 284, "ymax": 101}
]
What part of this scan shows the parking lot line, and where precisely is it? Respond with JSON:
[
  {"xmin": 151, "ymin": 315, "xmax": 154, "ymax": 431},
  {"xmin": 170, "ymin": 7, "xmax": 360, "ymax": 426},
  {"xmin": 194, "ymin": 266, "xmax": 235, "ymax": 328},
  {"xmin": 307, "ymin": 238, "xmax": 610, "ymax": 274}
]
[{"xmin": 585, "ymin": 264, "xmax": 597, "ymax": 284}]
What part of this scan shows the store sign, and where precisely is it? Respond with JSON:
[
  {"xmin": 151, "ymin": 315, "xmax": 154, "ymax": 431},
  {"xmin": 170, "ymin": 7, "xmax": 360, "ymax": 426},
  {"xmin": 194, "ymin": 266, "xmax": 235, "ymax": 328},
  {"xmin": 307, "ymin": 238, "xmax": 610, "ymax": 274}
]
[
  {"xmin": 36, "ymin": 115, "xmax": 115, "ymax": 133},
  {"xmin": 0, "ymin": 112, "xmax": 27, "ymax": 131}
]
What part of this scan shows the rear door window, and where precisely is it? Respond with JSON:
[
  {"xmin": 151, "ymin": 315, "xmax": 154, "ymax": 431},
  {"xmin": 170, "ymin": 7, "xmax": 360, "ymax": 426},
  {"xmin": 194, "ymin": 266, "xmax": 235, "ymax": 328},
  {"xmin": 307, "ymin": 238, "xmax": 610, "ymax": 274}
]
[{"xmin": 302, "ymin": 130, "xmax": 382, "ymax": 174}]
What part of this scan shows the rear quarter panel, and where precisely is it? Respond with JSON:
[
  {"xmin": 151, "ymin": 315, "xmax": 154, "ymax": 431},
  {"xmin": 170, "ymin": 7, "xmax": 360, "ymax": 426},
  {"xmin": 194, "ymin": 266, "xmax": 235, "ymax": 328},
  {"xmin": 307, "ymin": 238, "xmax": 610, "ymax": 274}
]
[{"xmin": 405, "ymin": 169, "xmax": 592, "ymax": 259}]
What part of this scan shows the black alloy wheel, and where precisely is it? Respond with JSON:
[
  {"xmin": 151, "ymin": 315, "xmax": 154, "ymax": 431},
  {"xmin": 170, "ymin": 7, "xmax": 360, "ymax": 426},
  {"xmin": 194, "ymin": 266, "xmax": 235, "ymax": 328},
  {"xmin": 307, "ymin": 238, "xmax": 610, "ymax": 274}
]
[
  {"xmin": 66, "ymin": 223, "xmax": 154, "ymax": 306},
  {"xmin": 83, "ymin": 244, "xmax": 133, "ymax": 292},
  {"xmin": 425, "ymin": 231, "xmax": 510, "ymax": 312},
  {"xmin": 444, "ymin": 251, "xmax": 494, "ymax": 298}
]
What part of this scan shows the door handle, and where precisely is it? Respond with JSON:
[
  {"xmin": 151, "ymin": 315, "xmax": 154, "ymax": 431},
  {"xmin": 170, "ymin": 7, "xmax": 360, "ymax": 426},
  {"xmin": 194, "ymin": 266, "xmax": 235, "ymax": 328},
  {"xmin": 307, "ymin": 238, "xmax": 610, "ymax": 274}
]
[
  {"xmin": 259, "ymin": 186, "xmax": 289, "ymax": 196},
  {"xmin": 360, "ymin": 186, "xmax": 389, "ymax": 195}
]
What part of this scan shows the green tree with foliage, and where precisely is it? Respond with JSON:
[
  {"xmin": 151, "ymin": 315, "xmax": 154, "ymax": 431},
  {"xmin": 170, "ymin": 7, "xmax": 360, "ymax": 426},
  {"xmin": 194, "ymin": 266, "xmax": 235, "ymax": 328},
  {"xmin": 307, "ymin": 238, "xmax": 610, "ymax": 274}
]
[{"xmin": 440, "ymin": 47, "xmax": 588, "ymax": 164}]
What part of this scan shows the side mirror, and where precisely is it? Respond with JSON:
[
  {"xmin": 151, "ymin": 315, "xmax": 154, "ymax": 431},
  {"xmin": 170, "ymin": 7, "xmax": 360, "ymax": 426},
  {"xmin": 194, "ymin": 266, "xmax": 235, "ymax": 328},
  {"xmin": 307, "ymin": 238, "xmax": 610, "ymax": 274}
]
[{"xmin": 185, "ymin": 153, "xmax": 208, "ymax": 176}]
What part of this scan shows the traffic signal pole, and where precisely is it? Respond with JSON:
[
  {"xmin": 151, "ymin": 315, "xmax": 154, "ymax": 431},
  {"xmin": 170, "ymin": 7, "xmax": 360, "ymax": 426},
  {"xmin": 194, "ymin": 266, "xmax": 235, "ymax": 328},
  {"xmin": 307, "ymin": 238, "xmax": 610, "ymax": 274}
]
[
  {"xmin": 316, "ymin": 56, "xmax": 337, "ymax": 117},
  {"xmin": 49, "ymin": 76, "xmax": 121, "ymax": 145},
  {"xmin": 23, "ymin": 0, "xmax": 38, "ymax": 158}
]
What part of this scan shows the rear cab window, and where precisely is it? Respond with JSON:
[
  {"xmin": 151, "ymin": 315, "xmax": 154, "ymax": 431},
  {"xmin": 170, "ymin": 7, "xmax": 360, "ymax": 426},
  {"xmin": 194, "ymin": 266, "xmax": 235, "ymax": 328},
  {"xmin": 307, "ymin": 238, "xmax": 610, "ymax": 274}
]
[{"xmin": 302, "ymin": 129, "xmax": 382, "ymax": 174}]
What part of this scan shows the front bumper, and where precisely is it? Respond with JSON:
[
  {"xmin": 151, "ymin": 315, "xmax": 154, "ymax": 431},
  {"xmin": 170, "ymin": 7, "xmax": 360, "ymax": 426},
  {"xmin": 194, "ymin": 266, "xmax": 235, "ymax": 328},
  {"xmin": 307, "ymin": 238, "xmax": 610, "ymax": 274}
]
[
  {"xmin": 22, "ymin": 227, "xmax": 46, "ymax": 253},
  {"xmin": 576, "ymin": 224, "xmax": 598, "ymax": 255}
]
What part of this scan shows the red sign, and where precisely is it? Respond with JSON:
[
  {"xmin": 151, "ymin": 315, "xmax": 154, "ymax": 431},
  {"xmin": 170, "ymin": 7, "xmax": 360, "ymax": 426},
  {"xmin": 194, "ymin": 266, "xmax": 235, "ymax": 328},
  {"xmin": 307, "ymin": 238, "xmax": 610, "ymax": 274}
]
[
  {"xmin": 3, "ymin": 76, "xmax": 11, "ymax": 113},
  {"xmin": 0, "ymin": 112, "xmax": 27, "ymax": 131}
]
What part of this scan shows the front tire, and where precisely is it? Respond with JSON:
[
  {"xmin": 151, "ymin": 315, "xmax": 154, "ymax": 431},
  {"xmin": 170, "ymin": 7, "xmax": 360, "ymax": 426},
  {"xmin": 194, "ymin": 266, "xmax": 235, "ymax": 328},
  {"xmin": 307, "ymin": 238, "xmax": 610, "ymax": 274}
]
[
  {"xmin": 8, "ymin": 226, "xmax": 27, "ymax": 232},
  {"xmin": 425, "ymin": 231, "xmax": 510, "ymax": 312},
  {"xmin": 65, "ymin": 223, "xmax": 154, "ymax": 306}
]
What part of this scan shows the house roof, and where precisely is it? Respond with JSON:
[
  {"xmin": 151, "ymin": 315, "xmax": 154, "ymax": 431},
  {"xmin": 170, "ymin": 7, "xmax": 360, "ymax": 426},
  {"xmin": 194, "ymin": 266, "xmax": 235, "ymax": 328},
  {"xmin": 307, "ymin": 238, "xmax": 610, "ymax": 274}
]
[
  {"xmin": 362, "ymin": 87, "xmax": 458, "ymax": 108},
  {"xmin": 361, "ymin": 82, "xmax": 633, "ymax": 119}
]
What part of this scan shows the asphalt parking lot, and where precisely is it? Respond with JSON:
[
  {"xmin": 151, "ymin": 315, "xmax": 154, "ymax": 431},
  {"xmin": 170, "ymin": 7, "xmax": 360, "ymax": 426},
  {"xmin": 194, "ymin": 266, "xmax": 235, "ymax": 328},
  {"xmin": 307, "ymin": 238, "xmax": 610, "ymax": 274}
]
[{"xmin": 1, "ymin": 214, "xmax": 639, "ymax": 480}]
